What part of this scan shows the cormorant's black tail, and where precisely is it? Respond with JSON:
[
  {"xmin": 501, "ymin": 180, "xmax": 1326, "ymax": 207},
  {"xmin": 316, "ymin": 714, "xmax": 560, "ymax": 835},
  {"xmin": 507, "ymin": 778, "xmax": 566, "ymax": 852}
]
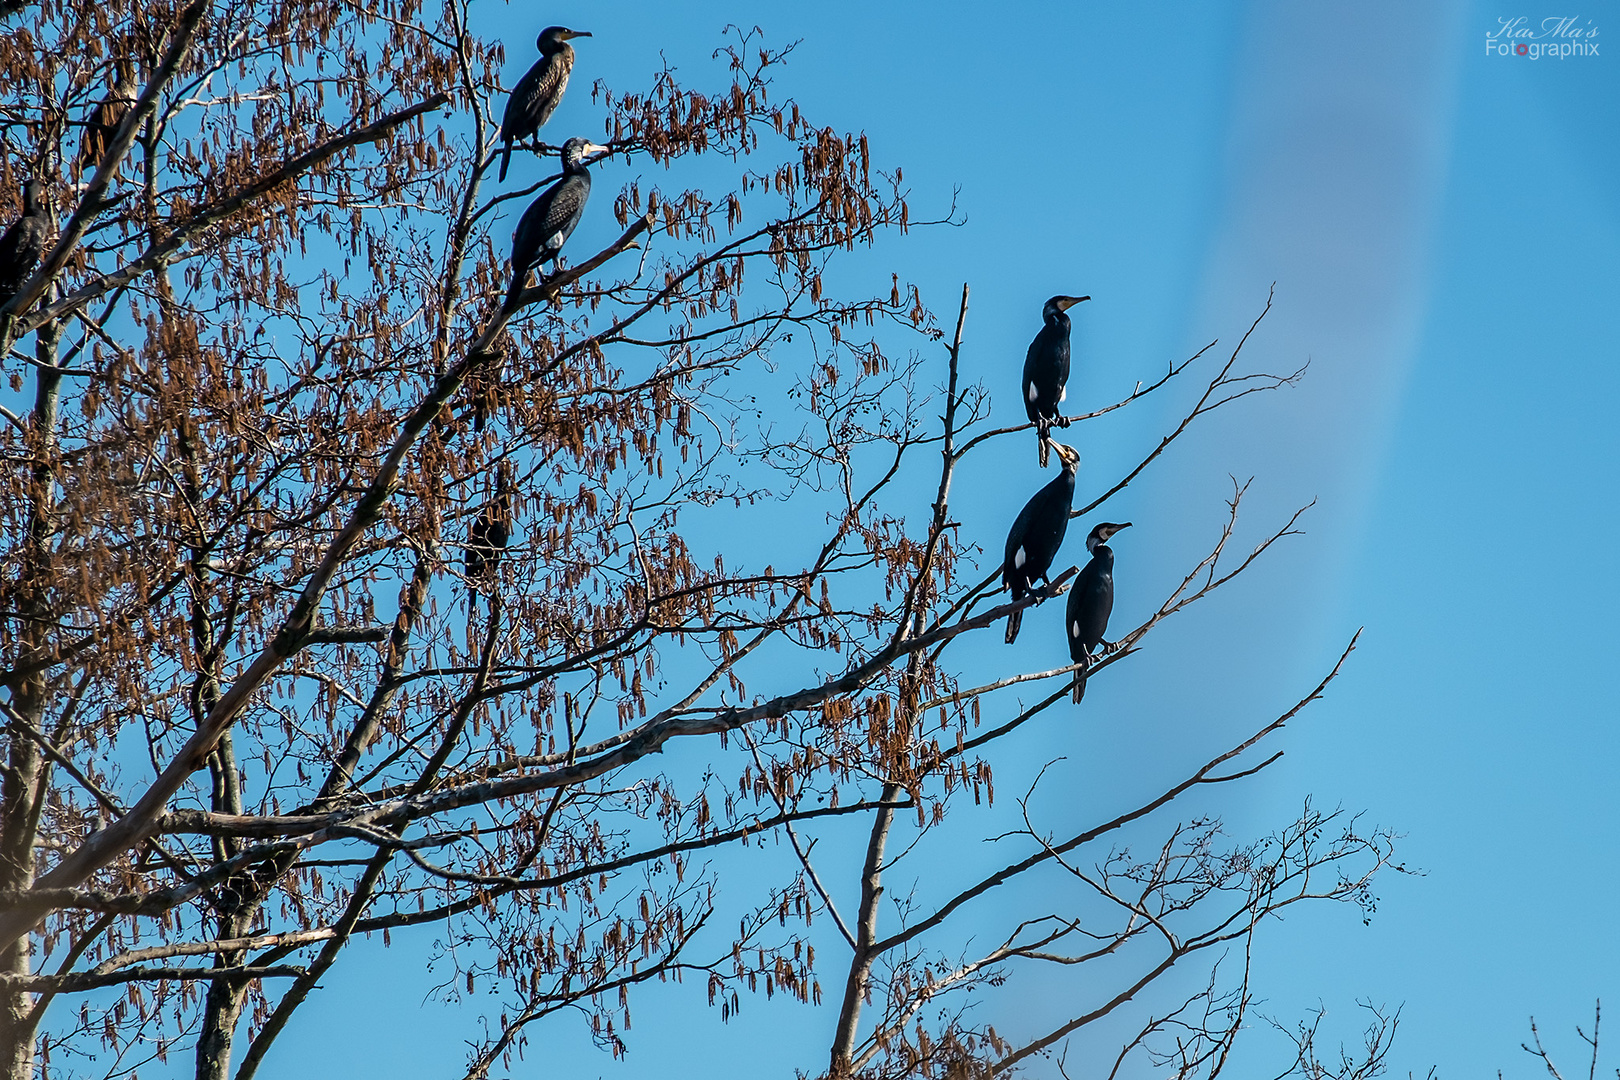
[
  {"xmin": 1036, "ymin": 424, "xmax": 1051, "ymax": 468},
  {"xmin": 1004, "ymin": 607, "xmax": 1022, "ymax": 645},
  {"xmin": 498, "ymin": 139, "xmax": 513, "ymax": 183},
  {"xmin": 1072, "ymin": 652, "xmax": 1092, "ymax": 704},
  {"xmin": 503, "ymin": 272, "xmax": 524, "ymax": 314}
]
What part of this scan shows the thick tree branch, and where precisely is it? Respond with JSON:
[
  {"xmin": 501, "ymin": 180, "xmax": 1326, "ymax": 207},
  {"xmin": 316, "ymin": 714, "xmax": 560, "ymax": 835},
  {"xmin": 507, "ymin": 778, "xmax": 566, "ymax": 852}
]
[{"xmin": 0, "ymin": 214, "xmax": 652, "ymax": 949}]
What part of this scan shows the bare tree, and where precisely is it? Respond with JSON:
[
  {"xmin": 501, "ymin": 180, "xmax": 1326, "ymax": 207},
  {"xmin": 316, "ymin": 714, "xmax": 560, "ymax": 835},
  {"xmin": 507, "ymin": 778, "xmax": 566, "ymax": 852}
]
[
  {"xmin": 1507, "ymin": 1004, "xmax": 1613, "ymax": 1080},
  {"xmin": 1261, "ymin": 1002, "xmax": 1432, "ymax": 1080},
  {"xmin": 0, "ymin": 3, "xmax": 1398, "ymax": 1078}
]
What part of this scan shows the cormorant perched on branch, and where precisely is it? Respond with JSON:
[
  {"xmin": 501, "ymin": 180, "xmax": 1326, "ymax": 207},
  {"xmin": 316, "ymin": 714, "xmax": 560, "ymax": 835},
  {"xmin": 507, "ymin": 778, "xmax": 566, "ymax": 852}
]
[
  {"xmin": 77, "ymin": 58, "xmax": 137, "ymax": 183},
  {"xmin": 1001, "ymin": 440, "xmax": 1081, "ymax": 644},
  {"xmin": 0, "ymin": 178, "xmax": 50, "ymax": 309},
  {"xmin": 465, "ymin": 474, "xmax": 513, "ymax": 583},
  {"xmin": 1023, "ymin": 294, "xmax": 1089, "ymax": 466},
  {"xmin": 504, "ymin": 137, "xmax": 606, "ymax": 312},
  {"xmin": 498, "ymin": 26, "xmax": 591, "ymax": 183},
  {"xmin": 1066, "ymin": 521, "xmax": 1130, "ymax": 702}
]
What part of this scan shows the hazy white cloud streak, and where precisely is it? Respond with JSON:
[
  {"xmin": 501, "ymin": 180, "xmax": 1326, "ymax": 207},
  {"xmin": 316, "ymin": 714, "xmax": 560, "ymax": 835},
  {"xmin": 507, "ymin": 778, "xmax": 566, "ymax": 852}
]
[{"xmin": 1182, "ymin": 0, "xmax": 1467, "ymax": 638}]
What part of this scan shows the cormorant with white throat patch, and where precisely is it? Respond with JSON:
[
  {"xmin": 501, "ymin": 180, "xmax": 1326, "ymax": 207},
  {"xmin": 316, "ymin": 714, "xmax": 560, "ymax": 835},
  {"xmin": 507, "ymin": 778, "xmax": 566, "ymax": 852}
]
[
  {"xmin": 1066, "ymin": 521, "xmax": 1130, "ymax": 703},
  {"xmin": 1023, "ymin": 294, "xmax": 1088, "ymax": 466},
  {"xmin": 504, "ymin": 137, "xmax": 607, "ymax": 312}
]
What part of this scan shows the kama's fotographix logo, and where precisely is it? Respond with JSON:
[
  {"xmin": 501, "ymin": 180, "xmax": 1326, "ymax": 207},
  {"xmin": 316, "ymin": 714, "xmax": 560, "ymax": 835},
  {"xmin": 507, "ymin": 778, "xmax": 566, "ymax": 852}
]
[{"xmin": 1486, "ymin": 16, "xmax": 1600, "ymax": 58}]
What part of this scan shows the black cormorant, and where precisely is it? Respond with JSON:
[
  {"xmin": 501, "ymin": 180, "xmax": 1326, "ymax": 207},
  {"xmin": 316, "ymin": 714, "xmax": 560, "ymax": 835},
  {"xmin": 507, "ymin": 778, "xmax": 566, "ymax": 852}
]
[
  {"xmin": 1001, "ymin": 440, "xmax": 1081, "ymax": 644},
  {"xmin": 0, "ymin": 178, "xmax": 50, "ymax": 310},
  {"xmin": 504, "ymin": 137, "xmax": 606, "ymax": 312},
  {"xmin": 1066, "ymin": 521, "xmax": 1130, "ymax": 702},
  {"xmin": 77, "ymin": 58, "xmax": 137, "ymax": 182},
  {"xmin": 465, "ymin": 475, "xmax": 513, "ymax": 582},
  {"xmin": 498, "ymin": 26, "xmax": 590, "ymax": 183},
  {"xmin": 1023, "ymin": 294, "xmax": 1089, "ymax": 466}
]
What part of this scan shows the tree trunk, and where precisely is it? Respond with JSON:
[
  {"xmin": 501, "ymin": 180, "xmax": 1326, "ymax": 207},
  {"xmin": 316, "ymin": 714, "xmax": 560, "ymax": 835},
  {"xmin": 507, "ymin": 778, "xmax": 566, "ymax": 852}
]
[
  {"xmin": 193, "ymin": 733, "xmax": 250, "ymax": 1080},
  {"xmin": 828, "ymin": 782, "xmax": 900, "ymax": 1077},
  {"xmin": 0, "ymin": 725, "xmax": 42, "ymax": 1080},
  {"xmin": 0, "ymin": 320, "xmax": 64, "ymax": 1080}
]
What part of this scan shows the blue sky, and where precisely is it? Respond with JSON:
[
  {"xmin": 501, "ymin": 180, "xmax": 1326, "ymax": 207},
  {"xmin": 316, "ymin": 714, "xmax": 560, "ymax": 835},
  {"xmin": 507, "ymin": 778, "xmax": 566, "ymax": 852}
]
[{"xmin": 255, "ymin": 1, "xmax": 1618, "ymax": 1076}]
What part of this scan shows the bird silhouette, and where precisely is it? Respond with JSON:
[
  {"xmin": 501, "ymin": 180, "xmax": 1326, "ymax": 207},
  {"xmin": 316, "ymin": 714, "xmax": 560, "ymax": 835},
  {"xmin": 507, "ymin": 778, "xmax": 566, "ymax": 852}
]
[
  {"xmin": 1023, "ymin": 294, "xmax": 1088, "ymax": 466},
  {"xmin": 465, "ymin": 474, "xmax": 514, "ymax": 584},
  {"xmin": 77, "ymin": 58, "xmax": 137, "ymax": 183},
  {"xmin": 1001, "ymin": 441, "xmax": 1080, "ymax": 644},
  {"xmin": 1066, "ymin": 521, "xmax": 1130, "ymax": 702},
  {"xmin": 0, "ymin": 178, "xmax": 52, "ymax": 311}
]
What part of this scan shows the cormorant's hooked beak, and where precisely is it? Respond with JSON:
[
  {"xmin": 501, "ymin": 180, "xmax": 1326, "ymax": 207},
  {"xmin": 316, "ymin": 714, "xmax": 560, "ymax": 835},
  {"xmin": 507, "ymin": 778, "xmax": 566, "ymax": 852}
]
[
  {"xmin": 1050, "ymin": 442, "xmax": 1081, "ymax": 469},
  {"xmin": 1055, "ymin": 295, "xmax": 1091, "ymax": 311},
  {"xmin": 580, "ymin": 141, "xmax": 613, "ymax": 161},
  {"xmin": 1102, "ymin": 521, "xmax": 1132, "ymax": 540},
  {"xmin": 563, "ymin": 30, "xmax": 592, "ymax": 39}
]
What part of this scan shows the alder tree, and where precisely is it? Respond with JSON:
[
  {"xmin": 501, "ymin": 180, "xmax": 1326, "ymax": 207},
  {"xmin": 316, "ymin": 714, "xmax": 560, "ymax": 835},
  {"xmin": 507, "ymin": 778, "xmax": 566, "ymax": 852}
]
[{"xmin": 0, "ymin": 2, "xmax": 1399, "ymax": 1078}]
